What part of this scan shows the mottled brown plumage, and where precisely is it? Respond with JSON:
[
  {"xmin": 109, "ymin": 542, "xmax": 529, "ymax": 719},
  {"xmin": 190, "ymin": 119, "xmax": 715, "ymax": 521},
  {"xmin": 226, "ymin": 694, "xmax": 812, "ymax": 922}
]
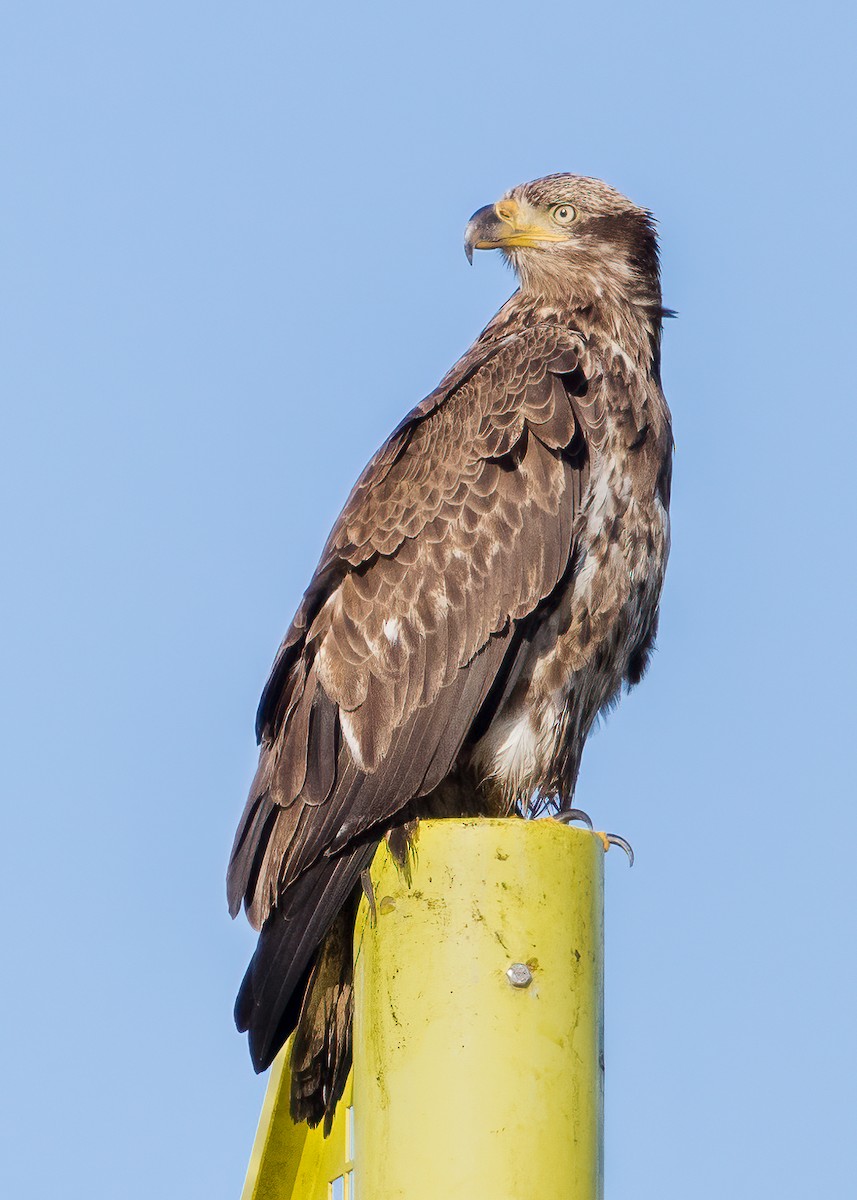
[{"xmin": 228, "ymin": 174, "xmax": 673, "ymax": 1129}]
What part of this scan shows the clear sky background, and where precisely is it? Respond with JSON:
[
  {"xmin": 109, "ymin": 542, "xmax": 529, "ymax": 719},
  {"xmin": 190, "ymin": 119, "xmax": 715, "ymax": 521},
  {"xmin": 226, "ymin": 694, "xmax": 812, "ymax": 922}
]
[{"xmin": 2, "ymin": 2, "xmax": 855, "ymax": 1196}]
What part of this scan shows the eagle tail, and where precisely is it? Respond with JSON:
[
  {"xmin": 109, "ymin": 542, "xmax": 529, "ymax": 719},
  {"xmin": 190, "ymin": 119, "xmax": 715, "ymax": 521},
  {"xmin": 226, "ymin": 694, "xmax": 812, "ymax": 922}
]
[
  {"xmin": 234, "ymin": 838, "xmax": 378, "ymax": 1121},
  {"xmin": 289, "ymin": 896, "xmax": 359, "ymax": 1131}
]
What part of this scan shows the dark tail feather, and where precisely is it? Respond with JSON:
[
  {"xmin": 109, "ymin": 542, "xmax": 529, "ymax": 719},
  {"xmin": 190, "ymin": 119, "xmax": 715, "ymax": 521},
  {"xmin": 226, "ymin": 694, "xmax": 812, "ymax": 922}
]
[
  {"xmin": 234, "ymin": 838, "xmax": 378, "ymax": 1075},
  {"xmin": 289, "ymin": 893, "xmax": 360, "ymax": 1132}
]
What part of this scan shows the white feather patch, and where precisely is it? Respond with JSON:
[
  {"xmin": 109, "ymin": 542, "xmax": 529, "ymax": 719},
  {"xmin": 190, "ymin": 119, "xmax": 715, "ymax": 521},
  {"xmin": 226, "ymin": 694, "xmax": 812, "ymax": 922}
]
[
  {"xmin": 339, "ymin": 709, "xmax": 366, "ymax": 770},
  {"xmin": 477, "ymin": 711, "xmax": 541, "ymax": 789}
]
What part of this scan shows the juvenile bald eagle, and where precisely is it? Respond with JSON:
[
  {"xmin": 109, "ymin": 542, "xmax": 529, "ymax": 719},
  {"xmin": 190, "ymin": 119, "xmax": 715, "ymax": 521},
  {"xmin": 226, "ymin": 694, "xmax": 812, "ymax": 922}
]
[{"xmin": 228, "ymin": 174, "xmax": 673, "ymax": 1129}]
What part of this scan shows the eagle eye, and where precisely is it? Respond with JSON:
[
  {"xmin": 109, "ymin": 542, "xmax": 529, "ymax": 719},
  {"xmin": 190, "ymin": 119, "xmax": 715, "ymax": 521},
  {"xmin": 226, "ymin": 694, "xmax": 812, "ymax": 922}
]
[{"xmin": 550, "ymin": 204, "xmax": 577, "ymax": 226}]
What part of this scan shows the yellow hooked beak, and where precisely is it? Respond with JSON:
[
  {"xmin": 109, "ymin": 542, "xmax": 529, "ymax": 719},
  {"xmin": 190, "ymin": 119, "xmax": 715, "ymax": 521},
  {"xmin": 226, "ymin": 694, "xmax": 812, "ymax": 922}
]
[{"xmin": 464, "ymin": 198, "xmax": 568, "ymax": 262}]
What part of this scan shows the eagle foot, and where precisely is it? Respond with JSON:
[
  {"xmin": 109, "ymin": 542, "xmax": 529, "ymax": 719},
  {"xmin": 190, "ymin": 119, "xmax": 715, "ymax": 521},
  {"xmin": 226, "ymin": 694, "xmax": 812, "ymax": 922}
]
[
  {"xmin": 597, "ymin": 831, "xmax": 635, "ymax": 867},
  {"xmin": 554, "ymin": 807, "xmax": 594, "ymax": 829},
  {"xmin": 554, "ymin": 808, "xmax": 634, "ymax": 865}
]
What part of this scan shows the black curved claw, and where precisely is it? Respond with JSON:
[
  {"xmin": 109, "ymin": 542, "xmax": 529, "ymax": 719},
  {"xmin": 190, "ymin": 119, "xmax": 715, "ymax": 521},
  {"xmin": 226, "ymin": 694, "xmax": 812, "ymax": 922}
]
[
  {"xmin": 604, "ymin": 832, "xmax": 634, "ymax": 867},
  {"xmin": 555, "ymin": 807, "xmax": 594, "ymax": 829}
]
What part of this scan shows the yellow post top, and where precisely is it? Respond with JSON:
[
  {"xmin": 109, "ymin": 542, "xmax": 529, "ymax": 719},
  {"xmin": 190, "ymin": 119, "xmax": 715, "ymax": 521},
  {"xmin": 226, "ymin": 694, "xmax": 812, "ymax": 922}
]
[{"xmin": 240, "ymin": 818, "xmax": 605, "ymax": 1200}]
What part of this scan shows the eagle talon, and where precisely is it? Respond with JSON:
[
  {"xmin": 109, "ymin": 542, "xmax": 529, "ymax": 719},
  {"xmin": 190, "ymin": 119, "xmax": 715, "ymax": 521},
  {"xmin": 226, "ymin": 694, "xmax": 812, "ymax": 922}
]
[
  {"xmin": 554, "ymin": 807, "xmax": 594, "ymax": 829},
  {"xmin": 600, "ymin": 832, "xmax": 634, "ymax": 867},
  {"xmin": 360, "ymin": 868, "xmax": 378, "ymax": 924}
]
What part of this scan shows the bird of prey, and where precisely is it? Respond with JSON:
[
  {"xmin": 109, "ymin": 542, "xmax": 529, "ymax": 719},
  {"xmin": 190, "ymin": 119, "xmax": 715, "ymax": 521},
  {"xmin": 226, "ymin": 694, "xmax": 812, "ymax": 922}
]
[{"xmin": 228, "ymin": 173, "xmax": 673, "ymax": 1129}]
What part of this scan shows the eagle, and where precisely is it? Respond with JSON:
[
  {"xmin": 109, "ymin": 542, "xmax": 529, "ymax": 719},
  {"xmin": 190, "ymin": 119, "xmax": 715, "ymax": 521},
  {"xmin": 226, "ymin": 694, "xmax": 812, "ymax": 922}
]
[{"xmin": 228, "ymin": 173, "xmax": 673, "ymax": 1130}]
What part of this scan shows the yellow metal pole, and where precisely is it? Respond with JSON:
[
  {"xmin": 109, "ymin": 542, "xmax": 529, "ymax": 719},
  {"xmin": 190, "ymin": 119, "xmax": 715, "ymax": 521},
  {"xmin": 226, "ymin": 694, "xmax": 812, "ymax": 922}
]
[
  {"xmin": 353, "ymin": 818, "xmax": 604, "ymax": 1200},
  {"xmin": 239, "ymin": 817, "xmax": 605, "ymax": 1199}
]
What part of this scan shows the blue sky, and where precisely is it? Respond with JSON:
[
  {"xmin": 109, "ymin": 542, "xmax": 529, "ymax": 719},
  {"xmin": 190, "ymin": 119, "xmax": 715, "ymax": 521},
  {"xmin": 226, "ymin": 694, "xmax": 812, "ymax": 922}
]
[{"xmin": 2, "ymin": 2, "xmax": 855, "ymax": 1196}]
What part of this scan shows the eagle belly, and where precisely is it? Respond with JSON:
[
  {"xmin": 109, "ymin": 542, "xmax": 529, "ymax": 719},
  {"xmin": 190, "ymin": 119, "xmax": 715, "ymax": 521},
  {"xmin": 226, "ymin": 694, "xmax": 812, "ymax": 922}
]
[{"xmin": 470, "ymin": 442, "xmax": 670, "ymax": 809}]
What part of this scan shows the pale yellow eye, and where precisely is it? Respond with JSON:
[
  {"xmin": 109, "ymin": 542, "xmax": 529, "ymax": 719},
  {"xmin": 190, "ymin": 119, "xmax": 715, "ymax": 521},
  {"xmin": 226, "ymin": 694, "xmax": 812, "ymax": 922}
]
[{"xmin": 550, "ymin": 204, "xmax": 577, "ymax": 226}]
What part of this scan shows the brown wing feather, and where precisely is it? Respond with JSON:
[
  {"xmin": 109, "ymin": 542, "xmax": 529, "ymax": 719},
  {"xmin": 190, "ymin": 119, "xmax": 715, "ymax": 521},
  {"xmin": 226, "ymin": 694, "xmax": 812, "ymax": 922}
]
[{"xmin": 228, "ymin": 322, "xmax": 590, "ymax": 935}]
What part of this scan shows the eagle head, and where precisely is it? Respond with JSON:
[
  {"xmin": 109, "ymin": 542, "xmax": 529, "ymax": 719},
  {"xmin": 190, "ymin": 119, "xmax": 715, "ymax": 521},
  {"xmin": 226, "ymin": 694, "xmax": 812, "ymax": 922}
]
[{"xmin": 464, "ymin": 173, "xmax": 660, "ymax": 305}]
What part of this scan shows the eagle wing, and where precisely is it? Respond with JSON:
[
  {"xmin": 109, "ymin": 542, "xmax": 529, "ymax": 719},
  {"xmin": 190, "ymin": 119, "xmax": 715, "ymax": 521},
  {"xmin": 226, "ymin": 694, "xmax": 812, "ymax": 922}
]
[
  {"xmin": 228, "ymin": 320, "xmax": 599, "ymax": 1067},
  {"xmin": 229, "ymin": 320, "xmax": 599, "ymax": 922}
]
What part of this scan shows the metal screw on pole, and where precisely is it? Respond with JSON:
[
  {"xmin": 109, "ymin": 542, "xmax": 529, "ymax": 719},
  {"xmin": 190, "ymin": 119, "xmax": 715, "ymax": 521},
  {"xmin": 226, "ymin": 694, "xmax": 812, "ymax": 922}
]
[{"xmin": 506, "ymin": 962, "xmax": 533, "ymax": 988}]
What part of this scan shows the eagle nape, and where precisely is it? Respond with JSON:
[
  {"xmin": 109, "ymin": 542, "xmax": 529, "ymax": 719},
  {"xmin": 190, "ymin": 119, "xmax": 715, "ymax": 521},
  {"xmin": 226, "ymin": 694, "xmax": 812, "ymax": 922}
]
[{"xmin": 229, "ymin": 172, "xmax": 671, "ymax": 1127}]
